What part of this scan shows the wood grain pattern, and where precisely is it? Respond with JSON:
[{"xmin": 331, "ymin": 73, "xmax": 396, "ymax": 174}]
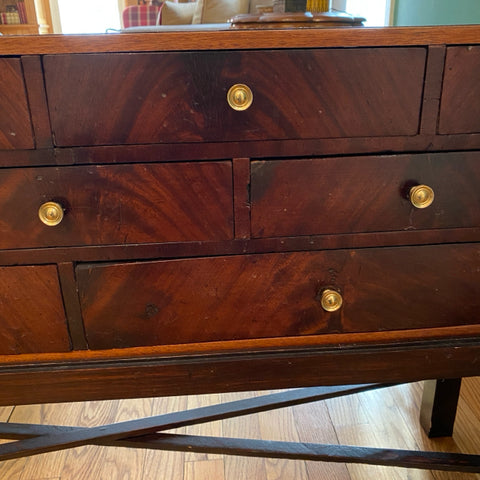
[
  {"xmin": 21, "ymin": 55, "xmax": 53, "ymax": 149},
  {"xmin": 1, "ymin": 339, "xmax": 480, "ymax": 406},
  {"xmin": 421, "ymin": 379, "xmax": 462, "ymax": 438},
  {"xmin": 0, "ymin": 58, "xmax": 34, "ymax": 150},
  {"xmin": 0, "ymin": 28, "xmax": 480, "ymax": 460},
  {"xmin": 251, "ymin": 153, "xmax": 480, "ymax": 238},
  {"xmin": 185, "ymin": 393, "xmax": 223, "ymax": 463},
  {"xmin": 49, "ymin": 133, "xmax": 480, "ymax": 168},
  {"xmin": 0, "ymin": 149, "xmax": 55, "ymax": 168},
  {"xmin": 233, "ymin": 158, "xmax": 251, "ymax": 239},
  {"xmin": 2, "ymin": 322, "xmax": 480, "ymax": 368},
  {"xmin": 43, "ymin": 48, "xmax": 425, "ymax": 147},
  {"xmin": 0, "ymin": 25, "xmax": 479, "ymax": 55},
  {"xmin": 77, "ymin": 253, "xmax": 332, "ymax": 349},
  {"xmin": 0, "ymin": 379, "xmax": 479, "ymax": 478},
  {"xmin": 57, "ymin": 263, "xmax": 88, "ymax": 350},
  {"xmin": 329, "ymin": 385, "xmax": 436, "ymax": 479},
  {"xmin": 439, "ymin": 46, "xmax": 480, "ymax": 134},
  {"xmin": 2, "ymin": 226, "xmax": 480, "ymax": 267},
  {"xmin": 0, "ymin": 265, "xmax": 70, "ymax": 355},
  {"xmin": 185, "ymin": 458, "xmax": 225, "ymax": 479},
  {"xmin": 420, "ymin": 46, "xmax": 446, "ymax": 135},
  {"xmin": 77, "ymin": 243, "xmax": 480, "ymax": 349},
  {"xmin": 0, "ymin": 162, "xmax": 233, "ymax": 249}
]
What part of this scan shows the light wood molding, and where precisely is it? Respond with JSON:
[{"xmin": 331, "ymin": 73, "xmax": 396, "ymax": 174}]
[{"xmin": 34, "ymin": 0, "xmax": 53, "ymax": 34}]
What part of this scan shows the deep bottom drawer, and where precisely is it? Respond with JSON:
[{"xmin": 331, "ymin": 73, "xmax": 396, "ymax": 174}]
[{"xmin": 77, "ymin": 243, "xmax": 480, "ymax": 350}]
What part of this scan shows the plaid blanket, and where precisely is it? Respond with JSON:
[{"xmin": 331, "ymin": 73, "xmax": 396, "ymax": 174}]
[{"xmin": 122, "ymin": 5, "xmax": 162, "ymax": 28}]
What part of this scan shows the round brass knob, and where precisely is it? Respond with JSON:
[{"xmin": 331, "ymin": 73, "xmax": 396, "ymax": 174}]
[
  {"xmin": 409, "ymin": 185, "xmax": 435, "ymax": 209},
  {"xmin": 38, "ymin": 201, "xmax": 64, "ymax": 226},
  {"xmin": 227, "ymin": 84, "xmax": 253, "ymax": 111},
  {"xmin": 320, "ymin": 289, "xmax": 343, "ymax": 312}
]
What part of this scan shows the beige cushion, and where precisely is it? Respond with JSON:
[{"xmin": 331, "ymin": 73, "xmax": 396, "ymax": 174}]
[
  {"xmin": 192, "ymin": 0, "xmax": 249, "ymax": 23},
  {"xmin": 160, "ymin": 1, "xmax": 197, "ymax": 25}
]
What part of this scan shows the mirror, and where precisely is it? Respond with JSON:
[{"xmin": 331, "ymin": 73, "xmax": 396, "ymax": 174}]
[{"xmin": 0, "ymin": 0, "xmax": 479, "ymax": 36}]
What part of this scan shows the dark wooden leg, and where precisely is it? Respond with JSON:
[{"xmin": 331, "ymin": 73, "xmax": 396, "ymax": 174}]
[{"xmin": 420, "ymin": 378, "xmax": 462, "ymax": 438}]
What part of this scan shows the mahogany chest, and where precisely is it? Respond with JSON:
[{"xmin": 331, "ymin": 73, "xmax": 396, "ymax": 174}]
[{"xmin": 0, "ymin": 26, "xmax": 479, "ymax": 406}]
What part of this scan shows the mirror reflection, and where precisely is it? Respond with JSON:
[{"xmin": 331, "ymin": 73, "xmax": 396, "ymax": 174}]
[{"xmin": 0, "ymin": 0, "xmax": 479, "ymax": 35}]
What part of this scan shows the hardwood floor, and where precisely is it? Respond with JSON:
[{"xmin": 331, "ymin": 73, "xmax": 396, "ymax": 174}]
[{"xmin": 0, "ymin": 378, "xmax": 479, "ymax": 479}]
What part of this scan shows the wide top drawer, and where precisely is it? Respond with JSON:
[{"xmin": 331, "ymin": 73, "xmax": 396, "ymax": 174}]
[{"xmin": 43, "ymin": 48, "xmax": 426, "ymax": 147}]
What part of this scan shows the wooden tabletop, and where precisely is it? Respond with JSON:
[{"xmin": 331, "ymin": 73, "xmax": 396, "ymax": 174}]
[{"xmin": 0, "ymin": 24, "xmax": 479, "ymax": 55}]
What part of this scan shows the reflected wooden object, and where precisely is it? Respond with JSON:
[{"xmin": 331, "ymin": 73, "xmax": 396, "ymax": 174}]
[{"xmin": 230, "ymin": 11, "xmax": 365, "ymax": 28}]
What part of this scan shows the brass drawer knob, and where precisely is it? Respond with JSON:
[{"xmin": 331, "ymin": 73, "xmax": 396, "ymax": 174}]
[
  {"xmin": 320, "ymin": 289, "xmax": 343, "ymax": 312},
  {"xmin": 409, "ymin": 184, "xmax": 435, "ymax": 209},
  {"xmin": 38, "ymin": 201, "xmax": 64, "ymax": 226},
  {"xmin": 227, "ymin": 84, "xmax": 253, "ymax": 111}
]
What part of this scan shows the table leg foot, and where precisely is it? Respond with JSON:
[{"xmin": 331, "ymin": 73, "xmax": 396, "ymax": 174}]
[{"xmin": 420, "ymin": 378, "xmax": 462, "ymax": 438}]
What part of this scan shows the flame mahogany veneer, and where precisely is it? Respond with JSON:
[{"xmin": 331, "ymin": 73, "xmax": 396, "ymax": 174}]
[{"xmin": 0, "ymin": 27, "xmax": 480, "ymax": 407}]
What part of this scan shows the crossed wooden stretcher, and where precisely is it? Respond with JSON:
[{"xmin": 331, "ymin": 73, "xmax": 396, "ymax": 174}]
[{"xmin": 0, "ymin": 384, "xmax": 479, "ymax": 472}]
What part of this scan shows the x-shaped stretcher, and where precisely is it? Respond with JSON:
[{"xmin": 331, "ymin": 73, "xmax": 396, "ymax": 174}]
[{"xmin": 0, "ymin": 384, "xmax": 479, "ymax": 473}]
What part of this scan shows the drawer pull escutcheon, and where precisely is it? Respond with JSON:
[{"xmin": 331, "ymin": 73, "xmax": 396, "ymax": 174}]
[
  {"xmin": 320, "ymin": 289, "xmax": 343, "ymax": 312},
  {"xmin": 38, "ymin": 201, "xmax": 64, "ymax": 226},
  {"xmin": 227, "ymin": 84, "xmax": 253, "ymax": 111},
  {"xmin": 409, "ymin": 185, "xmax": 435, "ymax": 209}
]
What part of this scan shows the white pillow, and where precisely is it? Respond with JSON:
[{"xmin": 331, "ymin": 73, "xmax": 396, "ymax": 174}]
[
  {"xmin": 192, "ymin": 0, "xmax": 249, "ymax": 24},
  {"xmin": 161, "ymin": 1, "xmax": 198, "ymax": 25}
]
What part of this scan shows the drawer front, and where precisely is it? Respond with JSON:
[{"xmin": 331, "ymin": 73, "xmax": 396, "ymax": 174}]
[
  {"xmin": 251, "ymin": 152, "xmax": 480, "ymax": 238},
  {"xmin": 0, "ymin": 58, "xmax": 34, "ymax": 150},
  {"xmin": 77, "ymin": 243, "xmax": 480, "ymax": 350},
  {"xmin": 0, "ymin": 162, "xmax": 233, "ymax": 249},
  {"xmin": 44, "ymin": 48, "xmax": 426, "ymax": 147},
  {"xmin": 0, "ymin": 265, "xmax": 70, "ymax": 355},
  {"xmin": 439, "ymin": 46, "xmax": 480, "ymax": 134}
]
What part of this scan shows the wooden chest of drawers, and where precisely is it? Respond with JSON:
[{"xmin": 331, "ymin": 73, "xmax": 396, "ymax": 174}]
[{"xmin": 0, "ymin": 26, "xmax": 480, "ymax": 406}]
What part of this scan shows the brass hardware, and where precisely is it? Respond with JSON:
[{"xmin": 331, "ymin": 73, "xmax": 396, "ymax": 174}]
[
  {"xmin": 38, "ymin": 201, "xmax": 64, "ymax": 226},
  {"xmin": 320, "ymin": 289, "xmax": 343, "ymax": 312},
  {"xmin": 409, "ymin": 184, "xmax": 435, "ymax": 209},
  {"xmin": 227, "ymin": 84, "xmax": 253, "ymax": 111}
]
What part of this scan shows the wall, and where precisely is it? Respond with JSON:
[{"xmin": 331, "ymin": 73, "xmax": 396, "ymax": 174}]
[
  {"xmin": 393, "ymin": 0, "xmax": 480, "ymax": 26},
  {"xmin": 331, "ymin": 0, "xmax": 347, "ymax": 10},
  {"xmin": 50, "ymin": 0, "xmax": 121, "ymax": 33},
  {"xmin": 345, "ymin": 0, "xmax": 389, "ymax": 26}
]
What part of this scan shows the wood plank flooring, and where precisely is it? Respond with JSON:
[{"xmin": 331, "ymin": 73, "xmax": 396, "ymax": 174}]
[{"xmin": 0, "ymin": 378, "xmax": 479, "ymax": 479}]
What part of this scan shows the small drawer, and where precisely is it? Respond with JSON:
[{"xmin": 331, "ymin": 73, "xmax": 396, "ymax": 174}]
[
  {"xmin": 0, "ymin": 58, "xmax": 34, "ymax": 150},
  {"xmin": 77, "ymin": 243, "xmax": 480, "ymax": 350},
  {"xmin": 0, "ymin": 265, "xmax": 70, "ymax": 355},
  {"xmin": 43, "ymin": 48, "xmax": 426, "ymax": 147},
  {"xmin": 77, "ymin": 252, "xmax": 332, "ymax": 349},
  {"xmin": 439, "ymin": 46, "xmax": 480, "ymax": 134},
  {"xmin": 0, "ymin": 162, "xmax": 233, "ymax": 249},
  {"xmin": 250, "ymin": 152, "xmax": 480, "ymax": 238}
]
